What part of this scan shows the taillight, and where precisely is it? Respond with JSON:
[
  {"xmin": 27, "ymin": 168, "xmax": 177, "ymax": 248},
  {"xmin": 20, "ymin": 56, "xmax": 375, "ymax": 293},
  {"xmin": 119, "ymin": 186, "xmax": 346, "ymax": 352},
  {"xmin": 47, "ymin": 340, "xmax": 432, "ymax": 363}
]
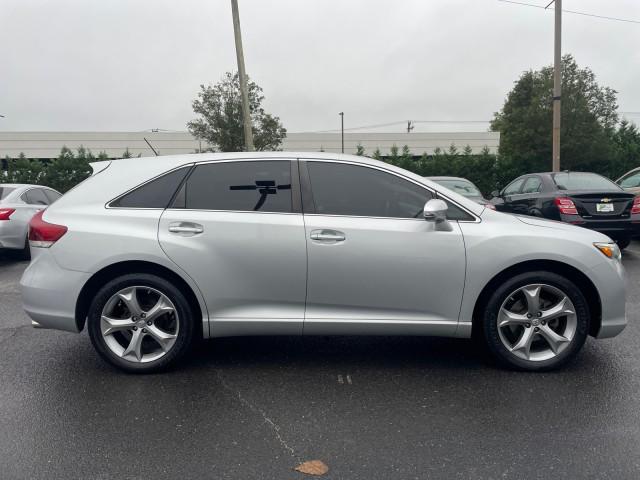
[
  {"xmin": 631, "ymin": 196, "xmax": 640, "ymax": 215},
  {"xmin": 554, "ymin": 197, "xmax": 578, "ymax": 215},
  {"xmin": 484, "ymin": 203, "xmax": 496, "ymax": 210},
  {"xmin": 0, "ymin": 208, "xmax": 15, "ymax": 220},
  {"xmin": 28, "ymin": 210, "xmax": 67, "ymax": 248}
]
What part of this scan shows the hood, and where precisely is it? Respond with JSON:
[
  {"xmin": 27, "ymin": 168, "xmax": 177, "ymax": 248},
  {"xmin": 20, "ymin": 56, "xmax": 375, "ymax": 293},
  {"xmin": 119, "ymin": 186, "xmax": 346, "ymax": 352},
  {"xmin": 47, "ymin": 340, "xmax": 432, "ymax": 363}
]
[{"xmin": 514, "ymin": 214, "xmax": 612, "ymax": 241}]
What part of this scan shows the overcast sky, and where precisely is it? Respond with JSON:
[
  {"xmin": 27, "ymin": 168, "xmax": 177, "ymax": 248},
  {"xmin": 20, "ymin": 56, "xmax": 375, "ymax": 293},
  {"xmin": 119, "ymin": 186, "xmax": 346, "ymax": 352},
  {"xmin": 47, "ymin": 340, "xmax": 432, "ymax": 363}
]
[{"xmin": 1, "ymin": 0, "xmax": 639, "ymax": 133}]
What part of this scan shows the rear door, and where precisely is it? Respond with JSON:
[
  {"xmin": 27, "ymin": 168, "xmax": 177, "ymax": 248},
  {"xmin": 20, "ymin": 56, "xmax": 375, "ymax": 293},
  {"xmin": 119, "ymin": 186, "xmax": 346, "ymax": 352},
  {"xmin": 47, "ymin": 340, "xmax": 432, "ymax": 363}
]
[
  {"xmin": 158, "ymin": 159, "xmax": 307, "ymax": 337},
  {"xmin": 300, "ymin": 159, "xmax": 467, "ymax": 336},
  {"xmin": 511, "ymin": 176, "xmax": 543, "ymax": 216}
]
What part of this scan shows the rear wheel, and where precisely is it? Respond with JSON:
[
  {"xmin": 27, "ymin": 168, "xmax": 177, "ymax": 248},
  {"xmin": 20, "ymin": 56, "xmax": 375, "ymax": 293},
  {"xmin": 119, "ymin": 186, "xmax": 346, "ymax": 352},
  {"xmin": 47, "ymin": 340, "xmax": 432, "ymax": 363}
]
[
  {"xmin": 482, "ymin": 271, "xmax": 590, "ymax": 371},
  {"xmin": 19, "ymin": 235, "xmax": 31, "ymax": 261},
  {"xmin": 87, "ymin": 273, "xmax": 196, "ymax": 373}
]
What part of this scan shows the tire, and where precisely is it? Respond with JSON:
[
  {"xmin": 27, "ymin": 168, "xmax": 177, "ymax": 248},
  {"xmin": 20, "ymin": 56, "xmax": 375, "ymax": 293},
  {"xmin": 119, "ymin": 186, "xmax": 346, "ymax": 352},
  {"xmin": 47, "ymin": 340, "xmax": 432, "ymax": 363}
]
[
  {"xmin": 482, "ymin": 271, "xmax": 590, "ymax": 371},
  {"xmin": 19, "ymin": 235, "xmax": 31, "ymax": 261},
  {"xmin": 616, "ymin": 237, "xmax": 631, "ymax": 250},
  {"xmin": 87, "ymin": 273, "xmax": 196, "ymax": 373}
]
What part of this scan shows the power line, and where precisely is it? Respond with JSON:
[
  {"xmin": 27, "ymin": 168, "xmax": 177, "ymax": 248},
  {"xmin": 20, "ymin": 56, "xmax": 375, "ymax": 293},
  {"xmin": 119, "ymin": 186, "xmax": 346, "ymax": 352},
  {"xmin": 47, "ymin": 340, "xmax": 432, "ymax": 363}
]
[
  {"xmin": 497, "ymin": 0, "xmax": 640, "ymax": 24},
  {"xmin": 301, "ymin": 119, "xmax": 493, "ymax": 133}
]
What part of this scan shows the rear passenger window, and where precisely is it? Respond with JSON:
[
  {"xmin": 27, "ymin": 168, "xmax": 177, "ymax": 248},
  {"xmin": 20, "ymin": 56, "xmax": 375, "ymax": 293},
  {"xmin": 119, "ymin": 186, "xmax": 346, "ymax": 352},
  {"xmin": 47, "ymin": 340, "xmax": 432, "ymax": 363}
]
[
  {"xmin": 176, "ymin": 161, "xmax": 292, "ymax": 213},
  {"xmin": 521, "ymin": 177, "xmax": 542, "ymax": 194},
  {"xmin": 110, "ymin": 166, "xmax": 191, "ymax": 208},
  {"xmin": 43, "ymin": 190, "xmax": 62, "ymax": 203},
  {"xmin": 24, "ymin": 189, "xmax": 49, "ymax": 205}
]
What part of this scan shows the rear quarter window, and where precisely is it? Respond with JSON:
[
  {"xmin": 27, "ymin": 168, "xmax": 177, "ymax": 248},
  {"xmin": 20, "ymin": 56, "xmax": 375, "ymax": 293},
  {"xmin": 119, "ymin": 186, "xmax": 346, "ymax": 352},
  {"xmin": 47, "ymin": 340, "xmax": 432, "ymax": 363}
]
[{"xmin": 110, "ymin": 166, "xmax": 191, "ymax": 208}]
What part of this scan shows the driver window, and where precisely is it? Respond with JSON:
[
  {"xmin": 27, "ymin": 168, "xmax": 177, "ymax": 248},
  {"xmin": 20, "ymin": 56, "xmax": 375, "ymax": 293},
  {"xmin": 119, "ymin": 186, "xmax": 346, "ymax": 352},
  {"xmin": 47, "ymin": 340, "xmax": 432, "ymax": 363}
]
[{"xmin": 306, "ymin": 162, "xmax": 432, "ymax": 219}]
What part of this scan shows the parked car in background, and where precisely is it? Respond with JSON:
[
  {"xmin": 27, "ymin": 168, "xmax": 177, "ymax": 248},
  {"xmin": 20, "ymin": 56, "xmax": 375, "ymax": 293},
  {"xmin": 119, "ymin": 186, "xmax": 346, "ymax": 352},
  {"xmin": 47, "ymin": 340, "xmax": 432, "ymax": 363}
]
[
  {"xmin": 616, "ymin": 166, "xmax": 640, "ymax": 195},
  {"xmin": 490, "ymin": 172, "xmax": 638, "ymax": 249},
  {"xmin": 427, "ymin": 176, "xmax": 495, "ymax": 209},
  {"xmin": 0, "ymin": 184, "xmax": 62, "ymax": 258},
  {"xmin": 21, "ymin": 153, "xmax": 626, "ymax": 374}
]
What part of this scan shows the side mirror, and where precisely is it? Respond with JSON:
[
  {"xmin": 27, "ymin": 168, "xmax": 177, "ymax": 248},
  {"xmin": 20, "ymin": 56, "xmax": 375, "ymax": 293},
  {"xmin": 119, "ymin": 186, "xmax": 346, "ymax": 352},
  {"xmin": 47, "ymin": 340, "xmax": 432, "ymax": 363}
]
[
  {"xmin": 423, "ymin": 199, "xmax": 448, "ymax": 223},
  {"xmin": 491, "ymin": 190, "xmax": 500, "ymax": 198}
]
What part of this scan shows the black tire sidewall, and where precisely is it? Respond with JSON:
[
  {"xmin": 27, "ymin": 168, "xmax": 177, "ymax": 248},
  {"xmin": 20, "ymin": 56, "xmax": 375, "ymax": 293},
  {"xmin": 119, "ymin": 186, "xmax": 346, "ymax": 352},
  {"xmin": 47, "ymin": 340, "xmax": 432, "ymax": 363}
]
[
  {"xmin": 87, "ymin": 273, "xmax": 195, "ymax": 373},
  {"xmin": 483, "ymin": 271, "xmax": 590, "ymax": 371}
]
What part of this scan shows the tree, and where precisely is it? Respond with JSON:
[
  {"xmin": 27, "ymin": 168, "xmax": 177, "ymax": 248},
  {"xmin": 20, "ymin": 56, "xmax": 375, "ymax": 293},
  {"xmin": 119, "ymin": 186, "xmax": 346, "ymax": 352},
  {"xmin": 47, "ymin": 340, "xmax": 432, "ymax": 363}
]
[
  {"xmin": 43, "ymin": 146, "xmax": 93, "ymax": 193},
  {"xmin": 355, "ymin": 144, "xmax": 365, "ymax": 156},
  {"xmin": 491, "ymin": 55, "xmax": 618, "ymax": 173},
  {"xmin": 187, "ymin": 72, "xmax": 286, "ymax": 152},
  {"xmin": 4, "ymin": 153, "xmax": 44, "ymax": 184}
]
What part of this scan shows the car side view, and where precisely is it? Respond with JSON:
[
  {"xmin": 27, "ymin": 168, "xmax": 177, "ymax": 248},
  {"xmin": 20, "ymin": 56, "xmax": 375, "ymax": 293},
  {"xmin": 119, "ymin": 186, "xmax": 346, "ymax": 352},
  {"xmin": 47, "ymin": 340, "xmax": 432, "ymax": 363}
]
[
  {"xmin": 0, "ymin": 184, "xmax": 62, "ymax": 258},
  {"xmin": 21, "ymin": 153, "xmax": 626, "ymax": 373},
  {"xmin": 490, "ymin": 171, "xmax": 639, "ymax": 249}
]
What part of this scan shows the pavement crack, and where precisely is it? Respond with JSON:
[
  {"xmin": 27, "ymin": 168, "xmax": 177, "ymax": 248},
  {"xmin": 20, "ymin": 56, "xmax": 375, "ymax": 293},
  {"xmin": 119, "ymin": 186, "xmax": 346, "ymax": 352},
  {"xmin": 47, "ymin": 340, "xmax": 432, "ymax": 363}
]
[
  {"xmin": 0, "ymin": 324, "xmax": 30, "ymax": 345},
  {"xmin": 215, "ymin": 370, "xmax": 300, "ymax": 462}
]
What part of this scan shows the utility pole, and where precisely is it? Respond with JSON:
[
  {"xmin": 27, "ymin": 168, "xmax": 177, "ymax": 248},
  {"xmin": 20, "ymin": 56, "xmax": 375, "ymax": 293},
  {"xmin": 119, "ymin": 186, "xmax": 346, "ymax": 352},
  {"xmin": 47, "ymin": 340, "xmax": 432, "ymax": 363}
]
[
  {"xmin": 231, "ymin": 0, "xmax": 254, "ymax": 151},
  {"xmin": 339, "ymin": 112, "xmax": 344, "ymax": 153},
  {"xmin": 549, "ymin": 0, "xmax": 562, "ymax": 172}
]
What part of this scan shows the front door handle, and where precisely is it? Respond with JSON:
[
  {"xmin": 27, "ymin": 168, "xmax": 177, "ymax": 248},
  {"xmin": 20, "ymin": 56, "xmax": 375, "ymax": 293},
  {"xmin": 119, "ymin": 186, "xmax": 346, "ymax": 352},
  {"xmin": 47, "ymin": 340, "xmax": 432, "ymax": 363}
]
[
  {"xmin": 168, "ymin": 222, "xmax": 204, "ymax": 236},
  {"xmin": 310, "ymin": 229, "xmax": 346, "ymax": 243}
]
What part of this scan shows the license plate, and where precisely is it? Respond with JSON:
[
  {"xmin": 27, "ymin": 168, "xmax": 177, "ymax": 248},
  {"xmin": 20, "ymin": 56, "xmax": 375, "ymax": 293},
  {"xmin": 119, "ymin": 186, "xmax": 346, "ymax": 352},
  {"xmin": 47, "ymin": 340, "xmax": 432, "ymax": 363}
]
[{"xmin": 596, "ymin": 203, "xmax": 614, "ymax": 212}]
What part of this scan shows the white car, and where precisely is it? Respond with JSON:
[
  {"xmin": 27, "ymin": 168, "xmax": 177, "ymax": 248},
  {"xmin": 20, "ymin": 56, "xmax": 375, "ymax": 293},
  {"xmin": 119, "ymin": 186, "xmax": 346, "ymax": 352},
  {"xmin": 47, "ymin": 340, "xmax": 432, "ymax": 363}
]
[
  {"xmin": 20, "ymin": 153, "xmax": 626, "ymax": 373},
  {"xmin": 0, "ymin": 184, "xmax": 61, "ymax": 258}
]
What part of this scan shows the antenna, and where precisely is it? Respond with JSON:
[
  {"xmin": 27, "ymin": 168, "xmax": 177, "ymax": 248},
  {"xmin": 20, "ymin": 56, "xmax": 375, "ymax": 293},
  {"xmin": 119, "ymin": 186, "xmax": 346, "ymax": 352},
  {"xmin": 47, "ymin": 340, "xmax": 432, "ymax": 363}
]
[{"xmin": 143, "ymin": 137, "xmax": 159, "ymax": 156}]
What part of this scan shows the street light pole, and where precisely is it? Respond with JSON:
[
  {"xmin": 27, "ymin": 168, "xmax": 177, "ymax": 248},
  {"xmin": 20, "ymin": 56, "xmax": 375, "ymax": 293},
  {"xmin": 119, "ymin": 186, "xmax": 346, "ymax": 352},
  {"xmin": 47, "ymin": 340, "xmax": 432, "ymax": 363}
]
[
  {"xmin": 231, "ymin": 0, "xmax": 254, "ymax": 152},
  {"xmin": 339, "ymin": 112, "xmax": 344, "ymax": 153},
  {"xmin": 551, "ymin": 0, "xmax": 562, "ymax": 172}
]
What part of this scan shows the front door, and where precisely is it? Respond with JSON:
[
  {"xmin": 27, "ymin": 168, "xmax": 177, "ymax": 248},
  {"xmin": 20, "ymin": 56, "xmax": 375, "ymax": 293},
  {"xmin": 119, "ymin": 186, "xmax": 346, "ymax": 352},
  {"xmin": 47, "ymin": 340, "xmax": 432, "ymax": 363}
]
[
  {"xmin": 158, "ymin": 159, "xmax": 307, "ymax": 337},
  {"xmin": 300, "ymin": 160, "xmax": 467, "ymax": 336}
]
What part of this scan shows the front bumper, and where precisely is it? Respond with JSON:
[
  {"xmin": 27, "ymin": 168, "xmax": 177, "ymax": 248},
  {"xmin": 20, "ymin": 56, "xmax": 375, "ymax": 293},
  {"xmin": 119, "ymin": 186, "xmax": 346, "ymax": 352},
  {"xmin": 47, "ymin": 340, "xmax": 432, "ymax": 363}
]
[
  {"xmin": 590, "ymin": 255, "xmax": 627, "ymax": 338},
  {"xmin": 20, "ymin": 248, "xmax": 90, "ymax": 333}
]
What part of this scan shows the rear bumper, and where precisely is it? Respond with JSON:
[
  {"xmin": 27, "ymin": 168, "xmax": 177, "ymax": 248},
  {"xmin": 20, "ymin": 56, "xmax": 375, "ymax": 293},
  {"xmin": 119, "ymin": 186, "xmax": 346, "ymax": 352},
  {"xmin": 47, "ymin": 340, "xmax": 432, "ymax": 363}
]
[
  {"xmin": 20, "ymin": 248, "xmax": 89, "ymax": 333},
  {"xmin": 560, "ymin": 216, "xmax": 636, "ymax": 239}
]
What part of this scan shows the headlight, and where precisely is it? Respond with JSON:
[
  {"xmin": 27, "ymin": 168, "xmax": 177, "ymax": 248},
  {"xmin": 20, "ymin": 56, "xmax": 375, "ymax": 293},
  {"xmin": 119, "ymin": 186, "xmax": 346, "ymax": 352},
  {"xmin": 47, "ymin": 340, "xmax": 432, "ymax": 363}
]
[{"xmin": 594, "ymin": 242, "xmax": 622, "ymax": 261}]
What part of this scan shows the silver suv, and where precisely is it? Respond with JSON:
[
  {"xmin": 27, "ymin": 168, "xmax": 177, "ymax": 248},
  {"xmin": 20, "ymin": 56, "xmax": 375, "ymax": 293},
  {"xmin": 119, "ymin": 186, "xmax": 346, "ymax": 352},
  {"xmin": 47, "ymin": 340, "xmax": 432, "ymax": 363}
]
[{"xmin": 21, "ymin": 153, "xmax": 626, "ymax": 373}]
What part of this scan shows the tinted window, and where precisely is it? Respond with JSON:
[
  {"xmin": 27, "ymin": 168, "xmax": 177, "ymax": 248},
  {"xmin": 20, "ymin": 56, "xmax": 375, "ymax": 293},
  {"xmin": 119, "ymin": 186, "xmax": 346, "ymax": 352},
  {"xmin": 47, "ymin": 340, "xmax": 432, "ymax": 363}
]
[
  {"xmin": 553, "ymin": 172, "xmax": 620, "ymax": 191},
  {"xmin": 503, "ymin": 178, "xmax": 524, "ymax": 195},
  {"xmin": 521, "ymin": 177, "xmax": 542, "ymax": 194},
  {"xmin": 111, "ymin": 166, "xmax": 191, "ymax": 208},
  {"xmin": 24, "ymin": 188, "xmax": 49, "ymax": 205},
  {"xmin": 433, "ymin": 179, "xmax": 482, "ymax": 198},
  {"xmin": 307, "ymin": 162, "xmax": 432, "ymax": 219},
  {"xmin": 43, "ymin": 189, "xmax": 62, "ymax": 203},
  {"xmin": 0, "ymin": 187, "xmax": 15, "ymax": 201},
  {"xmin": 180, "ymin": 161, "xmax": 292, "ymax": 213},
  {"xmin": 619, "ymin": 171, "xmax": 640, "ymax": 188}
]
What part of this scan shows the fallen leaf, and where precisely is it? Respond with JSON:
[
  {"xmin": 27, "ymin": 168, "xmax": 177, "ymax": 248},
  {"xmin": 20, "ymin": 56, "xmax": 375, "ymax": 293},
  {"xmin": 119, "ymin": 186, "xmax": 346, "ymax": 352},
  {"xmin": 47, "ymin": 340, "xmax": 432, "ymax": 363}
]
[{"xmin": 294, "ymin": 460, "xmax": 329, "ymax": 476}]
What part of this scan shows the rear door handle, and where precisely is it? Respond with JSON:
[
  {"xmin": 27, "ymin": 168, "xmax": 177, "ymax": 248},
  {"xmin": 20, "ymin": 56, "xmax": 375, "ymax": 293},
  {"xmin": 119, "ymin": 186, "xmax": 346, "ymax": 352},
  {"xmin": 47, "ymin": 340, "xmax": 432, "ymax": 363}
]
[
  {"xmin": 310, "ymin": 229, "xmax": 346, "ymax": 243},
  {"xmin": 168, "ymin": 222, "xmax": 204, "ymax": 235}
]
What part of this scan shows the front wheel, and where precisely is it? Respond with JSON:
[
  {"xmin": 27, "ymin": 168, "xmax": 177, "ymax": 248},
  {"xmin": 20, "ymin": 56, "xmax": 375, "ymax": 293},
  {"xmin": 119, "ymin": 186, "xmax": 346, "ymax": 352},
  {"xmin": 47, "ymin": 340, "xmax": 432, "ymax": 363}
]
[
  {"xmin": 482, "ymin": 271, "xmax": 590, "ymax": 371},
  {"xmin": 87, "ymin": 273, "xmax": 196, "ymax": 373}
]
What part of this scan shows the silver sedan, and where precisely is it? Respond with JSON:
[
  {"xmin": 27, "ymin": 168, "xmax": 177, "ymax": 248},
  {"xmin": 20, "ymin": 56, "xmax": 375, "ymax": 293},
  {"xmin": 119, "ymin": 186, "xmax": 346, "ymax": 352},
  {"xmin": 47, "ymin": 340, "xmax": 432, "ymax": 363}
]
[
  {"xmin": 20, "ymin": 153, "xmax": 626, "ymax": 373},
  {"xmin": 0, "ymin": 184, "xmax": 61, "ymax": 258}
]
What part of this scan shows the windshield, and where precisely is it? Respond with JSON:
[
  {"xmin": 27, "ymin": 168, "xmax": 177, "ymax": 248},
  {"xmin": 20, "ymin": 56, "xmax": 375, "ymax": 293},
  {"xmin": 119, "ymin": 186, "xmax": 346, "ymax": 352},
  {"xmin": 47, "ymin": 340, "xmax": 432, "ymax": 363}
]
[
  {"xmin": 433, "ymin": 179, "xmax": 482, "ymax": 197},
  {"xmin": 0, "ymin": 187, "xmax": 15, "ymax": 202},
  {"xmin": 552, "ymin": 172, "xmax": 620, "ymax": 191}
]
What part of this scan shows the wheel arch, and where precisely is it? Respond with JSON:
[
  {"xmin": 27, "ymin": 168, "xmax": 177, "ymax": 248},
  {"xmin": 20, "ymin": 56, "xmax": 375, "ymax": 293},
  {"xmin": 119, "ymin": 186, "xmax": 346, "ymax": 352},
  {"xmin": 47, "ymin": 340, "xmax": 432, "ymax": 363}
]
[
  {"xmin": 471, "ymin": 259, "xmax": 602, "ymax": 338},
  {"xmin": 75, "ymin": 260, "xmax": 205, "ymax": 335}
]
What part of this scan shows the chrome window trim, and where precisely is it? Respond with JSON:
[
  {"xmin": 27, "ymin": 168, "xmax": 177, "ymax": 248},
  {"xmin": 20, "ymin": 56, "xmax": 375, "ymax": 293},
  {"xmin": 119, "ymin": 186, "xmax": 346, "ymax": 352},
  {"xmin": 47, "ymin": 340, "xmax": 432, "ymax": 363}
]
[{"xmin": 301, "ymin": 157, "xmax": 481, "ymax": 223}]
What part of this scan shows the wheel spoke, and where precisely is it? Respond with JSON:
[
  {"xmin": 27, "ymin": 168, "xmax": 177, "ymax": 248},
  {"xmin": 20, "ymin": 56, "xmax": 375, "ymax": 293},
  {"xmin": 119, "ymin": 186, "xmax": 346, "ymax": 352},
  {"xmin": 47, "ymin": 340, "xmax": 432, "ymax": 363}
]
[
  {"xmin": 510, "ymin": 327, "xmax": 535, "ymax": 359},
  {"xmin": 537, "ymin": 325, "xmax": 569, "ymax": 354},
  {"xmin": 539, "ymin": 296, "xmax": 575, "ymax": 322},
  {"xmin": 498, "ymin": 308, "xmax": 530, "ymax": 327},
  {"xmin": 101, "ymin": 316, "xmax": 135, "ymax": 336},
  {"xmin": 522, "ymin": 285, "xmax": 541, "ymax": 315},
  {"xmin": 117, "ymin": 288, "xmax": 143, "ymax": 317},
  {"xmin": 122, "ymin": 328, "xmax": 144, "ymax": 361},
  {"xmin": 145, "ymin": 324, "xmax": 177, "ymax": 352},
  {"xmin": 144, "ymin": 296, "xmax": 174, "ymax": 323}
]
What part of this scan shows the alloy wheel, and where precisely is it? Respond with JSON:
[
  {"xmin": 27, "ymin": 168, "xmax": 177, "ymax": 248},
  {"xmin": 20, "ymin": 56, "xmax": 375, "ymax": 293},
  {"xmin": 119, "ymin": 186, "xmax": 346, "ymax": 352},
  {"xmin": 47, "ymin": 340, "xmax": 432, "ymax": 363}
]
[
  {"xmin": 497, "ymin": 283, "xmax": 577, "ymax": 362},
  {"xmin": 100, "ymin": 286, "xmax": 179, "ymax": 363}
]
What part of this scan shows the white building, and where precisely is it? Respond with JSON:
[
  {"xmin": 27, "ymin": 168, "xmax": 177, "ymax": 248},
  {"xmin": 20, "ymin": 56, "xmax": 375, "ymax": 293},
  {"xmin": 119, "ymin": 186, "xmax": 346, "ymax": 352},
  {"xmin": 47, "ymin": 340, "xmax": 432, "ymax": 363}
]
[{"xmin": 0, "ymin": 131, "xmax": 499, "ymax": 159}]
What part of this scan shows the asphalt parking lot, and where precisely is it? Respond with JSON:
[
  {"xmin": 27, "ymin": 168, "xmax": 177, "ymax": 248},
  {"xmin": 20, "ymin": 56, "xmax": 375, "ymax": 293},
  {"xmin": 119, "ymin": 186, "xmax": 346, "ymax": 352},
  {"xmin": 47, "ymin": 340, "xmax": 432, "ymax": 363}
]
[{"xmin": 1, "ymin": 246, "xmax": 640, "ymax": 480}]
